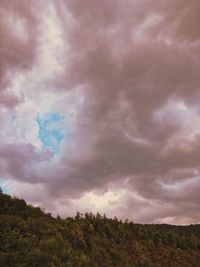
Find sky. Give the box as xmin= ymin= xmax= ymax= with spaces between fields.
xmin=0 ymin=0 xmax=200 ymax=225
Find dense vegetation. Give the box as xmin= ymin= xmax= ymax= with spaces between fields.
xmin=0 ymin=190 xmax=200 ymax=267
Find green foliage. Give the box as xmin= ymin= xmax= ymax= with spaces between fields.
xmin=0 ymin=192 xmax=200 ymax=266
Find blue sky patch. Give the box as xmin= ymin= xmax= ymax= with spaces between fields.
xmin=36 ymin=113 xmax=66 ymax=155
xmin=0 ymin=181 xmax=10 ymax=194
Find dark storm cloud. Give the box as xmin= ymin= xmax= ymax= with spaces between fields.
xmin=55 ymin=0 xmax=200 ymax=223
xmin=0 ymin=143 xmax=53 ymax=182
xmin=1 ymin=0 xmax=200 ymax=224
xmin=0 ymin=0 xmax=42 ymax=107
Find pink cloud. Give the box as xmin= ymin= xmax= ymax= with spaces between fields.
xmin=1 ymin=0 xmax=200 ymax=224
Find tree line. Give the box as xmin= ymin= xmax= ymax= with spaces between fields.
xmin=0 ymin=190 xmax=200 ymax=266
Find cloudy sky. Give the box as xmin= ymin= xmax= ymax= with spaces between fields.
xmin=1 ymin=0 xmax=200 ymax=224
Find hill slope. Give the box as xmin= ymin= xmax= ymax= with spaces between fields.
xmin=0 ymin=191 xmax=200 ymax=267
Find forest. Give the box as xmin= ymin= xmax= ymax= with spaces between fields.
xmin=0 ymin=189 xmax=200 ymax=267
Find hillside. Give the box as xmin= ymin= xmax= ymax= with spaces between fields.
xmin=0 ymin=191 xmax=200 ymax=267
